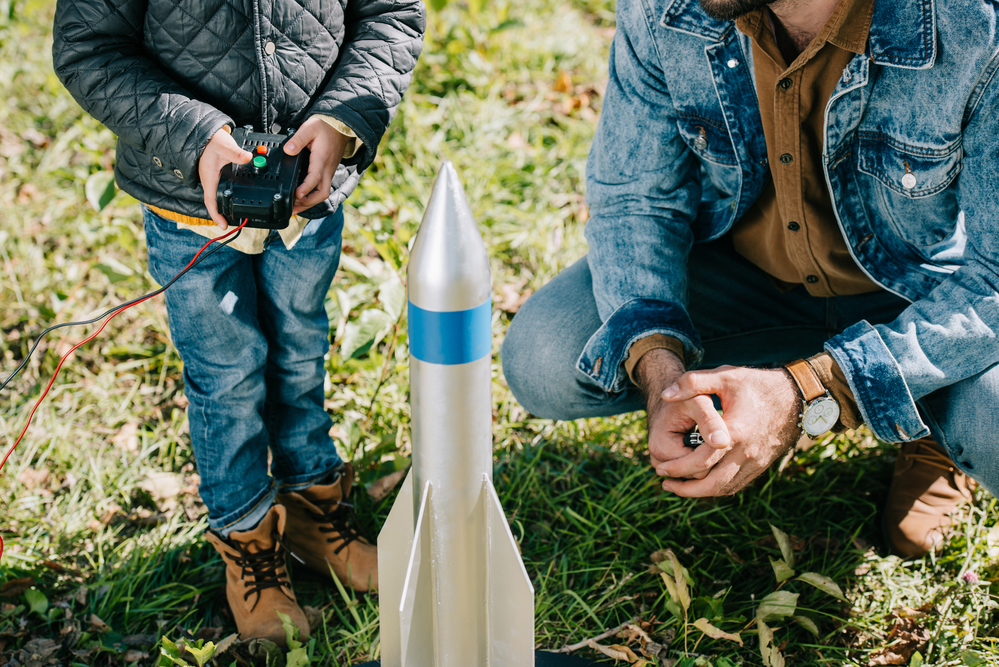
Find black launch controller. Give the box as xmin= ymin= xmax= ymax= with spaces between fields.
xmin=216 ymin=126 xmax=310 ymax=229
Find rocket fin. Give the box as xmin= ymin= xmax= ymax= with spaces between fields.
xmin=376 ymin=471 xmax=415 ymax=667
xmin=400 ymin=481 xmax=434 ymax=667
xmin=483 ymin=478 xmax=535 ymax=667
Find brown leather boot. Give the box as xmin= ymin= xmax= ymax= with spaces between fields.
xmin=205 ymin=505 xmax=310 ymax=645
xmin=884 ymin=437 xmax=975 ymax=558
xmin=277 ymin=464 xmax=378 ymax=592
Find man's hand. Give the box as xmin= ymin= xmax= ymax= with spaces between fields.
xmin=284 ymin=117 xmax=349 ymax=215
xmin=656 ymin=365 xmax=802 ymax=497
xmin=200 ymin=128 xmax=253 ymax=229
xmin=635 ymin=349 xmax=731 ymax=475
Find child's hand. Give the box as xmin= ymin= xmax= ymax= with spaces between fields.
xmin=284 ymin=117 xmax=350 ymax=214
xmin=200 ymin=128 xmax=253 ymax=229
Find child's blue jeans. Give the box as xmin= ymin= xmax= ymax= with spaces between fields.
xmin=143 ymin=205 xmax=345 ymax=537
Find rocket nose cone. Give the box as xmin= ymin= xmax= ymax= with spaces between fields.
xmin=408 ymin=162 xmax=491 ymax=312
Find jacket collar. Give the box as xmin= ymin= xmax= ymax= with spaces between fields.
xmin=660 ymin=0 xmax=936 ymax=69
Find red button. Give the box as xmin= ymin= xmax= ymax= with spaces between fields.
xmin=255 ymin=145 xmax=268 ymax=155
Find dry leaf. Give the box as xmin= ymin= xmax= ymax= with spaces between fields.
xmin=868 ymin=615 xmax=930 ymax=666
xmin=497 ymin=281 xmax=532 ymax=314
xmin=88 ymin=614 xmax=110 ymax=633
xmin=588 ymin=640 xmax=632 ymax=662
xmin=139 ymin=471 xmax=181 ymax=511
xmin=693 ymin=617 xmax=743 ymax=645
xmin=0 ymin=577 xmax=35 ymax=597
xmin=554 ymin=70 xmax=573 ymax=93
xmin=123 ymin=649 xmax=148 ymax=663
xmin=17 ymin=468 xmax=50 ymax=491
xmin=112 ymin=422 xmax=140 ymax=453
xmin=367 ymin=468 xmax=409 ymax=501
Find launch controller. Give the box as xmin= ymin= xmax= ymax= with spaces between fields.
xmin=216 ymin=126 xmax=309 ymax=230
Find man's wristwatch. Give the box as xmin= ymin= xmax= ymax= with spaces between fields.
xmin=783 ymin=359 xmax=840 ymax=437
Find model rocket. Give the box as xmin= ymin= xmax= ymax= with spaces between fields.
xmin=377 ymin=162 xmax=535 ymax=667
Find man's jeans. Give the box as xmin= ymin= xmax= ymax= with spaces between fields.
xmin=501 ymin=238 xmax=999 ymax=495
xmin=143 ymin=206 xmax=345 ymax=536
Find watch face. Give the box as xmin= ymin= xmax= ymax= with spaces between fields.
xmin=802 ymin=396 xmax=840 ymax=437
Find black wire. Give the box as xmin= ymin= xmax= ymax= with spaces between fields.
xmin=0 ymin=227 xmax=243 ymax=394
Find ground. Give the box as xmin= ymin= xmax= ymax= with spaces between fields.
xmin=1 ymin=0 xmax=998 ymax=665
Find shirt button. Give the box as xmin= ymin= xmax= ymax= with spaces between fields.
xmin=787 ymin=221 xmax=800 ymax=231
xmin=727 ymin=58 xmax=739 ymax=68
xmin=806 ymin=275 xmax=819 ymax=284
xmin=780 ymin=153 xmax=793 ymax=164
xmin=271 ymin=122 xmax=282 ymax=133
xmin=153 ymin=157 xmax=163 ymax=167
xmin=902 ymin=173 xmax=917 ymax=189
xmin=264 ymin=41 xmax=276 ymax=55
xmin=779 ymin=78 xmax=793 ymax=90
xmin=173 ymin=169 xmax=184 ymax=179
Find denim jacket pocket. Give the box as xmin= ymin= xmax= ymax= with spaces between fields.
xmin=675 ymin=112 xmax=738 ymax=166
xmin=857 ymin=133 xmax=962 ymax=199
xmin=858 ymin=133 xmax=963 ymax=249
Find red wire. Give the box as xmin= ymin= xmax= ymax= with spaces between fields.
xmin=0 ymin=220 xmax=248 ymax=560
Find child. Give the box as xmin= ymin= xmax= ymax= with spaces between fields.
xmin=52 ymin=0 xmax=425 ymax=643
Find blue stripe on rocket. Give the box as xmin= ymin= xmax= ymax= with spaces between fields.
xmin=408 ymin=300 xmax=492 ymax=365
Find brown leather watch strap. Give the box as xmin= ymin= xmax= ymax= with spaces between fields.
xmin=784 ymin=359 xmax=826 ymax=402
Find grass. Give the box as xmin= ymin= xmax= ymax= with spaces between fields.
xmin=1 ymin=0 xmax=999 ymax=665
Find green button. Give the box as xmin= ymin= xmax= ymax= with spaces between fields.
xmin=252 ymin=155 xmax=267 ymax=168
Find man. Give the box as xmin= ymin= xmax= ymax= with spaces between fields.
xmin=502 ymin=0 xmax=998 ymax=557
xmin=53 ymin=0 xmax=424 ymax=643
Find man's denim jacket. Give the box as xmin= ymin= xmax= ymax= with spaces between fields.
xmin=581 ymin=0 xmax=999 ymax=443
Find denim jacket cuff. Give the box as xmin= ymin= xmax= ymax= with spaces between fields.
xmin=824 ymin=321 xmax=930 ymax=443
xmin=576 ymin=298 xmax=703 ymax=393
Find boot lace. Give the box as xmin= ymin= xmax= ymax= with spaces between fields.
xmin=224 ymin=531 xmax=292 ymax=611
xmin=308 ymin=499 xmax=364 ymax=556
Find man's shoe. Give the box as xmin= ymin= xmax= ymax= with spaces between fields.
xmin=277 ymin=463 xmax=379 ymax=592
xmin=205 ymin=505 xmax=309 ymax=645
xmin=884 ymin=437 xmax=974 ymax=558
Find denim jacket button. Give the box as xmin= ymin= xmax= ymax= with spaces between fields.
xmin=694 ymin=136 xmax=708 ymax=149
xmin=902 ymin=173 xmax=917 ymax=189
xmin=727 ymin=58 xmax=739 ymax=68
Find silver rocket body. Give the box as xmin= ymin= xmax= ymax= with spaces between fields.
xmin=378 ymin=162 xmax=535 ymax=667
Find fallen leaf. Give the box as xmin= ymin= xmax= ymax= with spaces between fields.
xmin=16 ymin=468 xmax=49 ymax=491
xmin=194 ymin=627 xmax=222 ymax=641
xmin=214 ymin=633 xmax=239 ymax=657
xmin=123 ymin=649 xmax=148 ymax=663
xmin=497 ymin=282 xmax=532 ymax=314
xmin=367 ymin=468 xmax=409 ymax=501
xmin=16 ymin=183 xmax=37 ymax=205
xmin=112 ymin=422 xmax=140 ymax=453
xmin=588 ymin=640 xmax=632 ymax=662
xmin=21 ymin=128 xmax=50 ymax=148
xmin=693 ymin=618 xmax=743 ymax=645
xmin=868 ymin=616 xmax=929 ymax=666
xmin=0 ymin=578 xmax=34 ymax=598
xmin=139 ymin=471 xmax=181 ymax=511
xmin=554 ymin=70 xmax=573 ymax=93
xmin=88 ymin=613 xmax=110 ymax=633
